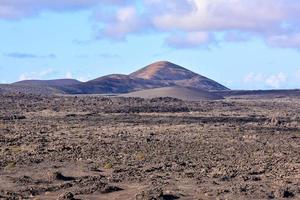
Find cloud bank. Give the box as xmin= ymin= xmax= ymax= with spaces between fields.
xmin=0 ymin=0 xmax=128 ymax=19
xmin=4 ymin=52 xmax=56 ymax=59
xmin=2 ymin=0 xmax=300 ymax=49
xmin=96 ymin=0 xmax=300 ymax=49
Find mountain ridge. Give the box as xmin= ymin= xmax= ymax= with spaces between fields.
xmin=9 ymin=61 xmax=229 ymax=95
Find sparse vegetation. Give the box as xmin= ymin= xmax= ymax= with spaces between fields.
xmin=136 ymin=152 xmax=146 ymax=161
xmin=103 ymin=162 xmax=113 ymax=170
xmin=4 ymin=161 xmax=16 ymax=171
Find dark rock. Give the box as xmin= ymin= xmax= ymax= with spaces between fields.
xmin=100 ymin=185 xmax=123 ymax=194
xmin=136 ymin=187 xmax=179 ymax=200
xmin=57 ymin=192 xmax=75 ymax=200
xmin=283 ymin=190 xmax=294 ymax=198
xmin=50 ymin=172 xmax=75 ymax=181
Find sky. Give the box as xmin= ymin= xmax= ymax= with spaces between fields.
xmin=1 ymin=0 xmax=300 ymax=90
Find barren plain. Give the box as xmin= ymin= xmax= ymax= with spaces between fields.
xmin=0 ymin=94 xmax=299 ymax=199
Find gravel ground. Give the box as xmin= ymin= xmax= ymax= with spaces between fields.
xmin=0 ymin=94 xmax=299 ymax=200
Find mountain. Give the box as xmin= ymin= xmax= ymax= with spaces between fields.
xmin=130 ymin=61 xmax=197 ymax=80
xmin=130 ymin=61 xmax=229 ymax=91
xmin=61 ymin=74 xmax=167 ymax=94
xmin=122 ymin=86 xmax=224 ymax=101
xmin=64 ymin=61 xmax=228 ymax=94
xmin=10 ymin=61 xmax=229 ymax=95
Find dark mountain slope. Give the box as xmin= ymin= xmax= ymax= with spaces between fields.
xmin=130 ymin=61 xmax=229 ymax=91
xmin=59 ymin=74 xmax=169 ymax=94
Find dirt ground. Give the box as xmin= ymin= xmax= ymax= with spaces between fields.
xmin=0 ymin=94 xmax=299 ymax=200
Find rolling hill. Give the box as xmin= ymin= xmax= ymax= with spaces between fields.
xmin=65 ymin=74 xmax=167 ymax=94
xmin=7 ymin=61 xmax=229 ymax=97
xmin=13 ymin=79 xmax=81 ymax=87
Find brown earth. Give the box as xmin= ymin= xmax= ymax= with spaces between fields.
xmin=121 ymin=86 xmax=224 ymax=101
xmin=129 ymin=61 xmax=229 ymax=91
xmin=0 ymin=94 xmax=299 ymax=200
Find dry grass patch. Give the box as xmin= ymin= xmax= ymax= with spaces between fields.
xmin=4 ymin=161 xmax=16 ymax=171
xmin=136 ymin=152 xmax=146 ymax=161
xmin=103 ymin=162 xmax=113 ymax=169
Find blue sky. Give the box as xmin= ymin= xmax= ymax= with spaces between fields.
xmin=1 ymin=0 xmax=300 ymax=90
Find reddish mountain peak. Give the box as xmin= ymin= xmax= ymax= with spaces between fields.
xmin=130 ymin=61 xmax=197 ymax=80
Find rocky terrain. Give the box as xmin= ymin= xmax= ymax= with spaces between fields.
xmin=0 ymin=93 xmax=299 ymax=199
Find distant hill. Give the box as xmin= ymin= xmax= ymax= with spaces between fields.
xmin=13 ymin=79 xmax=81 ymax=87
xmin=122 ymin=86 xmax=224 ymax=101
xmin=10 ymin=61 xmax=229 ymax=95
xmin=4 ymin=62 xmax=300 ymax=100
xmin=62 ymin=61 xmax=228 ymax=94
xmin=130 ymin=61 xmax=229 ymax=91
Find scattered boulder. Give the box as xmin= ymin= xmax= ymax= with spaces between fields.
xmin=136 ymin=187 xmax=163 ymax=200
xmin=276 ymin=187 xmax=296 ymax=199
xmin=0 ymin=114 xmax=26 ymax=121
xmin=49 ymin=172 xmax=75 ymax=181
xmin=136 ymin=187 xmax=179 ymax=200
xmin=57 ymin=192 xmax=75 ymax=200
xmin=100 ymin=185 xmax=123 ymax=194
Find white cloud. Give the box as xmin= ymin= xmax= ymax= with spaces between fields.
xmin=98 ymin=6 xmax=149 ymax=40
xmin=266 ymin=34 xmax=300 ymax=49
xmin=18 ymin=68 xmax=55 ymax=81
xmin=0 ymin=0 xmax=128 ymax=19
xmin=18 ymin=69 xmax=91 ymax=82
xmin=18 ymin=74 xmax=29 ymax=81
xmin=265 ymin=73 xmax=287 ymax=88
xmin=65 ymin=72 xmax=92 ymax=82
xmin=2 ymin=0 xmax=300 ymax=49
xmin=96 ymin=0 xmax=300 ymax=48
xmin=151 ymin=0 xmax=286 ymax=32
xmin=243 ymin=72 xmax=287 ymax=89
xmin=243 ymin=73 xmax=264 ymax=83
xmin=65 ymin=71 xmax=73 ymax=79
